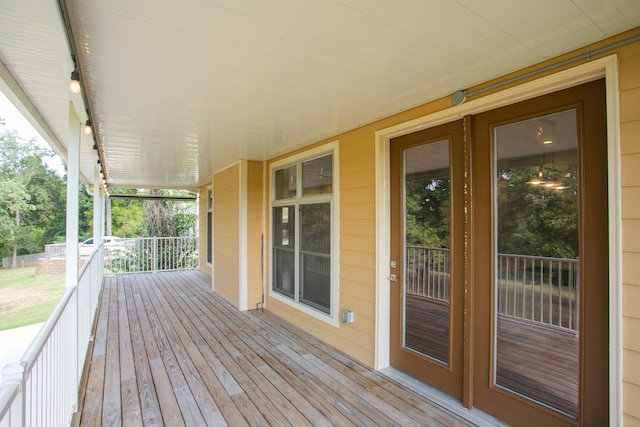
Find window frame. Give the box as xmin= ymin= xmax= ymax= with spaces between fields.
xmin=206 ymin=187 xmax=213 ymax=266
xmin=269 ymin=141 xmax=340 ymax=326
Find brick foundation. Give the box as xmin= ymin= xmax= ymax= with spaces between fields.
xmin=35 ymin=258 xmax=85 ymax=277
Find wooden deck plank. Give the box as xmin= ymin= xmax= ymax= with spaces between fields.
xmin=81 ymin=271 xmax=487 ymax=426
xmin=231 ymin=288 xmax=467 ymax=427
xmin=101 ymin=274 xmax=122 ymax=427
xmin=132 ymin=274 xmax=207 ymax=426
xmin=128 ymin=275 xmax=186 ymax=427
xmin=160 ymin=273 xmax=352 ymax=427
xmin=138 ymin=273 xmax=232 ymax=426
xmin=117 ymin=278 xmax=143 ymax=427
xmin=185 ymin=276 xmax=403 ymax=426
xmin=79 ymin=276 xmax=110 ymax=427
xmin=173 ymin=271 xmax=469 ymax=427
xmin=169 ymin=272 xmax=381 ymax=427
xmin=155 ymin=273 xmax=307 ymax=427
xmin=122 ymin=276 xmax=164 ymax=426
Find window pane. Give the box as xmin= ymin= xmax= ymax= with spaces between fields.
xmin=403 ymin=139 xmax=451 ymax=364
xmin=275 ymin=166 xmax=297 ymax=200
xmin=302 ymin=155 xmax=332 ymax=196
xmin=299 ymin=203 xmax=331 ymax=313
xmin=494 ymin=109 xmax=579 ymax=417
xmin=273 ymin=206 xmax=295 ymax=298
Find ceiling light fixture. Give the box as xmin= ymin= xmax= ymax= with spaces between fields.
xmin=84 ymin=120 xmax=92 ymax=135
xmin=69 ymin=70 xmax=80 ymax=94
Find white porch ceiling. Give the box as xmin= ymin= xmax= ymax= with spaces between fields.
xmin=1 ymin=0 xmax=639 ymax=190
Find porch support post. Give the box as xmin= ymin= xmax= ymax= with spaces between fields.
xmin=65 ymin=104 xmax=81 ymax=412
xmin=66 ymin=104 xmax=80 ymax=289
xmin=93 ymin=166 xmax=103 ymax=241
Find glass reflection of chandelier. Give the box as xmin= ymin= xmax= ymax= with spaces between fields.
xmin=526 ymin=119 xmax=568 ymax=190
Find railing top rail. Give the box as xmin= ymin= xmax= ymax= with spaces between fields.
xmin=497 ymin=253 xmax=579 ymax=263
xmin=117 ymin=236 xmax=197 ymax=241
xmin=405 ymin=246 xmax=450 ymax=252
xmin=19 ymin=286 xmax=76 ymax=373
xmin=79 ymin=242 xmax=104 ymax=279
xmin=406 ymin=246 xmax=578 ymax=264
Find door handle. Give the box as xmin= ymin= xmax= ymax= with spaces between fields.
xmin=389 ymin=273 xmax=398 ymax=282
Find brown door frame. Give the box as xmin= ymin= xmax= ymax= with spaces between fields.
xmin=389 ymin=120 xmax=465 ymax=399
xmin=388 ymin=80 xmax=608 ymax=426
xmin=470 ymin=80 xmax=608 ymax=426
xmin=376 ymin=56 xmax=619 ymax=425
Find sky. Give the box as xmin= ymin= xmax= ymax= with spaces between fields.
xmin=0 ymin=91 xmax=66 ymax=175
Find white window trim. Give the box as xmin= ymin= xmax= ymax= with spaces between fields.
xmin=269 ymin=140 xmax=340 ymax=327
xmin=374 ymin=55 xmax=621 ymax=425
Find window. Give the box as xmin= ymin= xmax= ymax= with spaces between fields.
xmin=271 ymin=149 xmax=336 ymax=318
xmin=206 ymin=187 xmax=213 ymax=265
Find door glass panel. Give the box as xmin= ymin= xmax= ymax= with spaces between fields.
xmin=494 ymin=109 xmax=579 ymax=417
xmin=403 ymin=140 xmax=450 ymax=364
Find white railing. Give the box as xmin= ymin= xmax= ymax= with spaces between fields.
xmin=105 ymin=236 xmax=198 ymax=275
xmin=0 ymin=244 xmax=104 ymax=427
xmin=497 ymin=253 xmax=579 ymax=331
xmin=405 ymin=247 xmax=579 ymax=331
xmin=44 ymin=243 xmax=66 ymax=258
xmin=405 ymin=246 xmax=450 ymax=303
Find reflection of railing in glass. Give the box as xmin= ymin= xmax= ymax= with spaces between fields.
xmin=497 ymin=253 xmax=578 ymax=331
xmin=405 ymin=246 xmax=578 ymax=331
xmin=405 ymin=246 xmax=450 ymax=303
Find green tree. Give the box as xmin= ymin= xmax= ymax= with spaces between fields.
xmin=0 ymin=122 xmax=65 ymax=261
xmin=497 ymin=162 xmax=578 ymax=259
xmin=144 ymin=189 xmax=196 ymax=237
xmin=405 ymin=176 xmax=450 ymax=248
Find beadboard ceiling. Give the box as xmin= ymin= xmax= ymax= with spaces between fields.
xmin=1 ymin=0 xmax=639 ymax=189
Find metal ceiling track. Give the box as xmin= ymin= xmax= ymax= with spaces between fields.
xmin=452 ymin=32 xmax=640 ymax=106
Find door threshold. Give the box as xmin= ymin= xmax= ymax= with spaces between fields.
xmin=380 ymin=367 xmax=508 ymax=427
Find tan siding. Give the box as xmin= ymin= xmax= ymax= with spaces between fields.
xmin=246 ymin=161 xmax=264 ymax=309
xmin=622 ymin=187 xmax=640 ymax=218
xmin=198 ymin=184 xmax=212 ymax=277
xmin=621 ymin=120 xmax=640 ymax=155
xmin=214 ymin=164 xmax=240 ymax=308
xmin=623 ymin=381 xmax=640 ymax=422
xmin=620 ymin=37 xmax=640 ymax=425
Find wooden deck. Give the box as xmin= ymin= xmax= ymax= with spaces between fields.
xmin=78 ymin=271 xmax=475 ymax=426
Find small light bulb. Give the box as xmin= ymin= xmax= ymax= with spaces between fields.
xmin=69 ymin=70 xmax=81 ymax=94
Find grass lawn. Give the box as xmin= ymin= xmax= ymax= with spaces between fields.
xmin=0 ymin=266 xmax=66 ymax=331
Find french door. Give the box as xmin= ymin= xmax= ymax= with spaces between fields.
xmin=389 ymin=80 xmax=608 ymax=426
xmin=390 ymin=120 xmax=465 ymax=398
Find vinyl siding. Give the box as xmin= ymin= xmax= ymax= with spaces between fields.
xmin=213 ymin=164 xmax=240 ymax=307
xmin=620 ymin=38 xmax=640 ymax=426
